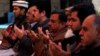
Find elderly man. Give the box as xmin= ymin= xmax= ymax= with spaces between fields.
xmin=78 ymin=14 xmax=100 ymax=56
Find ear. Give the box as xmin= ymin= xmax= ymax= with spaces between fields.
xmin=21 ymin=9 xmax=25 ymax=14
xmin=59 ymin=22 xmax=66 ymax=29
xmin=41 ymin=11 xmax=45 ymax=16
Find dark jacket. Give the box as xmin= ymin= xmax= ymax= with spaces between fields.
xmin=78 ymin=42 xmax=100 ymax=56
xmin=14 ymin=15 xmax=33 ymax=56
xmin=32 ymin=18 xmax=50 ymax=56
xmin=9 ymin=15 xmax=33 ymax=56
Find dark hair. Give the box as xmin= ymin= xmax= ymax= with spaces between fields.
xmin=19 ymin=6 xmax=28 ymax=13
xmin=71 ymin=3 xmax=96 ymax=24
xmin=51 ymin=10 xmax=67 ymax=22
xmin=13 ymin=6 xmax=28 ymax=14
xmin=29 ymin=0 xmax=51 ymax=17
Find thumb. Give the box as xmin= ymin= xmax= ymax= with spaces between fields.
xmin=66 ymin=44 xmax=71 ymax=54
xmin=45 ymin=30 xmax=50 ymax=38
xmin=21 ymin=25 xmax=24 ymax=31
xmin=14 ymin=25 xmax=17 ymax=31
xmin=38 ymin=27 xmax=43 ymax=34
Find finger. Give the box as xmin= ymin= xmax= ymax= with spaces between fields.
xmin=21 ymin=25 xmax=24 ymax=31
xmin=38 ymin=27 xmax=43 ymax=34
xmin=25 ymin=30 xmax=30 ymax=34
xmin=14 ymin=25 xmax=17 ymax=33
xmin=58 ymin=42 xmax=62 ymax=48
xmin=14 ymin=25 xmax=18 ymax=31
xmin=66 ymin=44 xmax=71 ymax=54
xmin=14 ymin=25 xmax=20 ymax=34
xmin=31 ymin=30 xmax=37 ymax=37
xmin=45 ymin=30 xmax=50 ymax=36
xmin=38 ymin=27 xmax=46 ymax=38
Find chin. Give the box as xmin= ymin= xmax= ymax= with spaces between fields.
xmin=81 ymin=41 xmax=86 ymax=47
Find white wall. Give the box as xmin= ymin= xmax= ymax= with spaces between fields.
xmin=92 ymin=0 xmax=100 ymax=11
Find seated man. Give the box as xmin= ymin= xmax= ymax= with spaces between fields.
xmin=78 ymin=14 xmax=100 ymax=56
xmin=0 ymin=0 xmax=33 ymax=56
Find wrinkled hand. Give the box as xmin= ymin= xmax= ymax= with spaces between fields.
xmin=49 ymin=42 xmax=71 ymax=56
xmin=14 ymin=25 xmax=25 ymax=39
xmin=26 ymin=30 xmax=38 ymax=42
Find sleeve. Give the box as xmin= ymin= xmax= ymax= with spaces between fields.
xmin=17 ymin=35 xmax=33 ymax=56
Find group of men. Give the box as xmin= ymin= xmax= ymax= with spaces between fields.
xmin=0 ymin=0 xmax=100 ymax=56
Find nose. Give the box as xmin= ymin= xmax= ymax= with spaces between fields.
xmin=79 ymin=29 xmax=83 ymax=37
xmin=67 ymin=20 xmax=72 ymax=27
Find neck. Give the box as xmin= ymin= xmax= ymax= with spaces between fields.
xmin=39 ymin=16 xmax=47 ymax=24
xmin=53 ymin=26 xmax=66 ymax=37
xmin=83 ymin=38 xmax=100 ymax=49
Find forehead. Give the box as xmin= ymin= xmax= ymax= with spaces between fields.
xmin=71 ymin=11 xmax=78 ymax=18
xmin=30 ymin=6 xmax=38 ymax=10
xmin=69 ymin=11 xmax=80 ymax=21
xmin=82 ymin=15 xmax=95 ymax=28
xmin=13 ymin=6 xmax=20 ymax=9
xmin=50 ymin=13 xmax=59 ymax=20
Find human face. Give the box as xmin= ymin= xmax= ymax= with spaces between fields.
xmin=13 ymin=6 xmax=22 ymax=17
xmin=26 ymin=7 xmax=35 ymax=23
xmin=79 ymin=15 xmax=97 ymax=46
xmin=67 ymin=11 xmax=81 ymax=31
xmin=49 ymin=13 xmax=61 ymax=32
xmin=28 ymin=6 xmax=41 ymax=22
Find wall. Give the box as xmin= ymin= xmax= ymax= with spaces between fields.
xmin=0 ymin=0 xmax=10 ymax=17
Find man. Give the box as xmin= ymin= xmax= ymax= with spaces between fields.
xmin=79 ymin=14 xmax=100 ymax=56
xmin=66 ymin=3 xmax=96 ymax=53
xmin=0 ymin=0 xmax=33 ymax=56
xmin=47 ymin=10 xmax=70 ymax=56
xmin=33 ymin=10 xmax=70 ymax=56
xmin=48 ymin=10 xmax=69 ymax=45
xmin=14 ymin=1 xmax=50 ymax=56
xmin=65 ymin=6 xmax=73 ymax=24
xmin=1 ymin=0 xmax=29 ymax=49
xmin=45 ymin=3 xmax=96 ymax=56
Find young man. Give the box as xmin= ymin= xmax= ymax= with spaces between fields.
xmin=42 ymin=3 xmax=96 ymax=56
xmin=0 ymin=0 xmax=33 ymax=56
xmin=28 ymin=10 xmax=69 ymax=56
xmin=66 ymin=3 xmax=96 ymax=53
xmin=1 ymin=0 xmax=29 ymax=49
xmin=13 ymin=1 xmax=50 ymax=56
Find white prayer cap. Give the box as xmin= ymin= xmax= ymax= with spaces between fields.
xmin=12 ymin=0 xmax=28 ymax=8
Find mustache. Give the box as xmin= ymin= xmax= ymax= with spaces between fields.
xmin=32 ymin=15 xmax=35 ymax=17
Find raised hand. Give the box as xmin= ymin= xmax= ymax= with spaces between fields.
xmin=14 ymin=25 xmax=25 ymax=39
xmin=49 ymin=42 xmax=71 ymax=56
xmin=26 ymin=30 xmax=38 ymax=42
xmin=38 ymin=27 xmax=50 ymax=44
xmin=9 ymin=31 xmax=17 ymax=40
xmin=1 ymin=30 xmax=9 ymax=37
